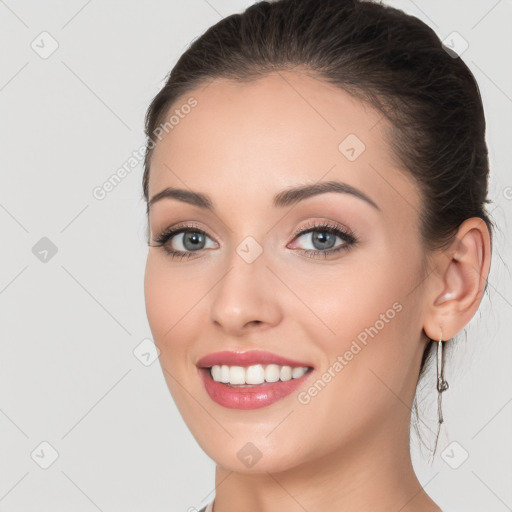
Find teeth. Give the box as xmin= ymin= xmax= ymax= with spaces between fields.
xmin=246 ymin=364 xmax=265 ymax=384
xmin=211 ymin=365 xmax=221 ymax=381
xmin=265 ymin=364 xmax=280 ymax=383
xmin=280 ymin=365 xmax=292 ymax=381
xmin=292 ymin=366 xmax=307 ymax=378
xmin=230 ymin=366 xmax=246 ymax=385
xmin=220 ymin=365 xmax=230 ymax=383
xmin=209 ymin=364 xmax=310 ymax=385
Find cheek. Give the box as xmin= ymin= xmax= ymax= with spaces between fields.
xmin=292 ymin=253 xmax=420 ymax=394
xmin=144 ymin=255 xmax=193 ymax=352
xmin=144 ymin=254 xmax=211 ymax=367
xmin=287 ymin=257 xmax=400 ymax=347
xmin=144 ymin=256 xmax=201 ymax=413
xmin=144 ymin=256 xmax=171 ymax=340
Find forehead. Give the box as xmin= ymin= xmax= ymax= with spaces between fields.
xmin=148 ymin=70 xmax=419 ymax=217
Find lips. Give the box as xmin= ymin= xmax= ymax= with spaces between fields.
xmin=196 ymin=350 xmax=315 ymax=409
xmin=196 ymin=350 xmax=314 ymax=369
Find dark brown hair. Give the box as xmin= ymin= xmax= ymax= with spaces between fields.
xmin=142 ymin=0 xmax=494 ymax=453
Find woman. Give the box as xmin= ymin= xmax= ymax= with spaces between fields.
xmin=141 ymin=0 xmax=493 ymax=510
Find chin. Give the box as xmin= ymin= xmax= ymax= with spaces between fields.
xmin=188 ymin=426 xmax=310 ymax=474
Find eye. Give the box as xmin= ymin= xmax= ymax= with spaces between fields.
xmin=150 ymin=220 xmax=357 ymax=260
xmin=150 ymin=223 xmax=217 ymax=260
xmin=289 ymin=221 xmax=357 ymax=259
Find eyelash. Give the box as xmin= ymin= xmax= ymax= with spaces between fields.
xmin=150 ymin=221 xmax=357 ymax=261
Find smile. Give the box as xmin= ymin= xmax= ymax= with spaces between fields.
xmin=210 ymin=363 xmax=310 ymax=385
xmin=196 ymin=349 xmax=315 ymax=409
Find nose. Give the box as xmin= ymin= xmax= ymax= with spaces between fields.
xmin=209 ymin=251 xmax=283 ymax=336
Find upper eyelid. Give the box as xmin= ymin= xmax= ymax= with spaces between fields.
xmin=292 ymin=220 xmax=354 ymax=237
xmin=153 ymin=221 xmax=353 ymax=247
xmin=152 ymin=222 xmax=213 ymax=240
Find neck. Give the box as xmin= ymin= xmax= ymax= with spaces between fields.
xmin=211 ymin=418 xmax=441 ymax=512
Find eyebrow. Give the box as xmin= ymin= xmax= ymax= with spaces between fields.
xmin=148 ymin=180 xmax=380 ymax=212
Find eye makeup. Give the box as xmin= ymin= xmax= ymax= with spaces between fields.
xmin=149 ymin=220 xmax=358 ymax=261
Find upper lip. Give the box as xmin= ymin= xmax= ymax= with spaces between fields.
xmin=196 ymin=350 xmax=313 ymax=369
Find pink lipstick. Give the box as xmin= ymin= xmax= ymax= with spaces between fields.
xmin=197 ymin=350 xmax=314 ymax=409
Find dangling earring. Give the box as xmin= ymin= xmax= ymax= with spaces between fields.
xmin=431 ymin=335 xmax=449 ymax=459
xmin=436 ymin=336 xmax=449 ymax=424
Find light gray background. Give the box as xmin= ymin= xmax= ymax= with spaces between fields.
xmin=1 ymin=1 xmax=511 ymax=511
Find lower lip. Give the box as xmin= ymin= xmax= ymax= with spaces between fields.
xmin=199 ymin=367 xmax=312 ymax=409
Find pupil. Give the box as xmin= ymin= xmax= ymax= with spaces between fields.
xmin=184 ymin=232 xmax=204 ymax=251
xmin=313 ymin=231 xmax=335 ymax=250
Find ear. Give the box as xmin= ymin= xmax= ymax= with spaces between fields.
xmin=422 ymin=217 xmax=492 ymax=341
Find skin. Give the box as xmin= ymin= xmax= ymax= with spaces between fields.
xmin=143 ymin=70 xmax=491 ymax=512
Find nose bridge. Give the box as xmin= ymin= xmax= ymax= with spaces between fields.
xmin=209 ymin=237 xmax=281 ymax=333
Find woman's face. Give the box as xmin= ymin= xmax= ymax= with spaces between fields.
xmin=144 ymin=71 xmax=431 ymax=473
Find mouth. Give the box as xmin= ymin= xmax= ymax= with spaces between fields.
xmin=202 ymin=363 xmax=314 ymax=387
xmin=196 ymin=350 xmax=315 ymax=409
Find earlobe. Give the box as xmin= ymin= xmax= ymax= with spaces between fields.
xmin=423 ymin=217 xmax=491 ymax=341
